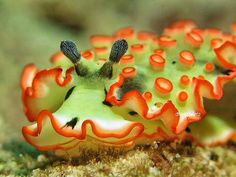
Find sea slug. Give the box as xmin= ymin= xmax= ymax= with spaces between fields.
xmin=21 ymin=20 xmax=236 ymax=156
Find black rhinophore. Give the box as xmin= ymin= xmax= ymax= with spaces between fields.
xmin=60 ymin=40 xmax=81 ymax=63
xmin=99 ymin=39 xmax=128 ymax=79
xmin=98 ymin=62 xmax=113 ymax=79
xmin=109 ymin=39 xmax=128 ymax=63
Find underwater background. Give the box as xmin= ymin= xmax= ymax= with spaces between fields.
xmin=0 ymin=0 xmax=236 ymax=176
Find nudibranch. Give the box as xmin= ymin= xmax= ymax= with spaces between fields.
xmin=21 ymin=20 xmax=236 ymax=156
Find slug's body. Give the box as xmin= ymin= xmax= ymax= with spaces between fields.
xmin=21 ymin=21 xmax=236 ymax=156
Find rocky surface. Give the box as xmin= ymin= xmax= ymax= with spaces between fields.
xmin=0 ymin=140 xmax=236 ymax=176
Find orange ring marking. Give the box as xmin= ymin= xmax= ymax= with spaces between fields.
xmin=231 ymin=23 xmax=236 ymax=33
xmin=206 ymin=28 xmax=222 ymax=37
xmin=143 ymin=92 xmax=152 ymax=101
xmin=153 ymin=49 xmax=165 ymax=58
xmin=154 ymin=77 xmax=173 ymax=94
xmin=211 ymin=38 xmax=223 ymax=49
xmin=149 ymin=54 xmax=165 ymax=69
xmin=120 ymin=54 xmax=134 ymax=64
xmin=205 ymin=62 xmax=215 ymax=72
xmin=90 ymin=35 xmax=113 ymax=46
xmin=137 ymin=32 xmax=156 ymax=41
xmin=50 ymin=51 xmax=64 ymax=64
xmin=186 ymin=31 xmax=203 ymax=47
xmin=115 ymin=27 xmax=135 ymax=39
xmin=97 ymin=58 xmax=107 ymax=65
xmin=179 ymin=50 xmax=196 ymax=66
xmin=158 ymin=35 xmax=177 ymax=47
xmin=82 ymin=50 xmax=94 ymax=60
xmin=122 ymin=67 xmax=137 ymax=78
xmin=191 ymin=28 xmax=205 ymax=36
xmin=180 ymin=75 xmax=190 ymax=86
xmin=95 ymin=47 xmax=108 ymax=55
xmin=178 ymin=91 xmax=188 ymax=102
xmin=198 ymin=75 xmax=205 ymax=80
xmin=131 ymin=44 xmax=145 ymax=53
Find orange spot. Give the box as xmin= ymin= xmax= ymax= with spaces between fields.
xmin=90 ymin=35 xmax=113 ymax=46
xmin=120 ymin=54 xmax=134 ymax=64
xmin=115 ymin=27 xmax=135 ymax=39
xmin=137 ymin=32 xmax=156 ymax=41
xmin=158 ymin=35 xmax=177 ymax=47
xmin=95 ymin=47 xmax=108 ymax=55
xmin=170 ymin=20 xmax=196 ymax=30
xmin=178 ymin=91 xmax=188 ymax=102
xmin=122 ymin=67 xmax=137 ymax=78
xmin=223 ymin=33 xmax=233 ymax=41
xmin=198 ymin=75 xmax=205 ymax=80
xmin=233 ymin=36 xmax=236 ymax=44
xmin=191 ymin=28 xmax=205 ymax=36
xmin=186 ymin=31 xmax=203 ymax=47
xmin=180 ymin=75 xmax=190 ymax=86
xmin=179 ymin=50 xmax=196 ymax=66
xmin=50 ymin=51 xmax=64 ymax=63
xmin=155 ymin=77 xmax=173 ymax=94
xmin=164 ymin=27 xmax=182 ymax=35
xmin=231 ymin=23 xmax=236 ymax=33
xmin=143 ymin=92 xmax=152 ymax=101
xmin=131 ymin=44 xmax=145 ymax=53
xmin=211 ymin=38 xmax=223 ymax=49
xmin=149 ymin=54 xmax=165 ymax=69
xmin=205 ymin=28 xmax=222 ymax=37
xmin=97 ymin=58 xmax=107 ymax=65
xmin=205 ymin=62 xmax=215 ymax=72
xmin=153 ymin=49 xmax=165 ymax=58
xmin=152 ymin=36 xmax=159 ymax=45
xmin=81 ymin=50 xmax=94 ymax=60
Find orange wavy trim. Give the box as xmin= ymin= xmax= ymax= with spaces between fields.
xmin=106 ymin=44 xmax=236 ymax=134
xmin=21 ymin=64 xmax=37 ymax=93
xmin=22 ymin=22 xmax=236 ymax=152
xmin=22 ymin=66 xmax=74 ymax=122
xmin=106 ymin=75 xmax=179 ymax=133
xmin=50 ymin=51 xmax=64 ymax=64
xmin=193 ymin=72 xmax=236 ymax=113
xmin=22 ymin=110 xmax=144 ymax=150
xmin=214 ymin=41 xmax=236 ymax=70
xmin=140 ymin=127 xmax=177 ymax=142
